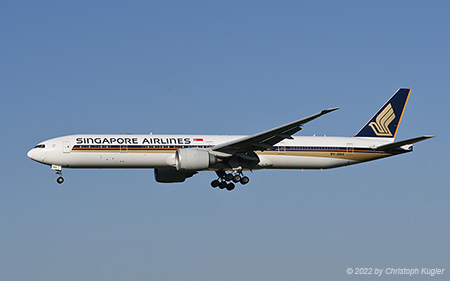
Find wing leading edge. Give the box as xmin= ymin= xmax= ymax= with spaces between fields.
xmin=211 ymin=107 xmax=340 ymax=155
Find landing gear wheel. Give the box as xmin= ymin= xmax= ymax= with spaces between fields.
xmin=226 ymin=183 xmax=235 ymax=191
xmin=224 ymin=173 xmax=233 ymax=182
xmin=56 ymin=176 xmax=64 ymax=184
xmin=232 ymin=175 xmax=241 ymax=183
xmin=240 ymin=176 xmax=249 ymax=185
xmin=211 ymin=179 xmax=220 ymax=188
xmin=219 ymin=181 xmax=227 ymax=189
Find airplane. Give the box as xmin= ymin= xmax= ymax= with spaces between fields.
xmin=27 ymin=88 xmax=433 ymax=191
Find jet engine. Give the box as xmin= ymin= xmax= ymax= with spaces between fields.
xmin=154 ymin=168 xmax=197 ymax=183
xmin=175 ymin=148 xmax=217 ymax=171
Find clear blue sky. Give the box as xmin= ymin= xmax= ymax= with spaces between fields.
xmin=1 ymin=1 xmax=449 ymax=280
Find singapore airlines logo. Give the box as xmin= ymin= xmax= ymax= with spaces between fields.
xmin=368 ymin=103 xmax=395 ymax=136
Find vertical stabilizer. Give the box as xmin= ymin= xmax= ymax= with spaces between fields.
xmin=354 ymin=89 xmax=410 ymax=138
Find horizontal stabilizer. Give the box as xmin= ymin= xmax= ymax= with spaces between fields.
xmin=375 ymin=135 xmax=434 ymax=151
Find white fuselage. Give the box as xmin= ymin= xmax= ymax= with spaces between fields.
xmin=27 ymin=134 xmax=406 ymax=171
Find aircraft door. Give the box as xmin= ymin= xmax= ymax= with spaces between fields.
xmin=277 ymin=142 xmax=286 ymax=154
xmin=346 ymin=143 xmax=354 ymax=155
xmin=63 ymin=141 xmax=71 ymax=153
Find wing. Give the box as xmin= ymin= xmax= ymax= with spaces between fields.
xmin=211 ymin=107 xmax=340 ymax=156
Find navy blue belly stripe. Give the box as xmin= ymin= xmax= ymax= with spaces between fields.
xmin=71 ymin=145 xmax=397 ymax=154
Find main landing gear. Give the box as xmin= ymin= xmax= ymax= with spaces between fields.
xmin=211 ymin=171 xmax=249 ymax=191
xmin=51 ymin=165 xmax=64 ymax=184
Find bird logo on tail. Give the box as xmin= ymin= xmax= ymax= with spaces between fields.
xmin=368 ymin=103 xmax=395 ymax=137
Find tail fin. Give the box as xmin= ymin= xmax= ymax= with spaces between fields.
xmin=354 ymin=88 xmax=410 ymax=138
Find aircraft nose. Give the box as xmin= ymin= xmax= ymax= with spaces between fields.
xmin=27 ymin=148 xmax=45 ymax=163
xmin=27 ymin=149 xmax=35 ymax=160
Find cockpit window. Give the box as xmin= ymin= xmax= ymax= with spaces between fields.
xmin=34 ymin=144 xmax=45 ymax=149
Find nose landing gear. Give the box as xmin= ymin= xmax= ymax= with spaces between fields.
xmin=56 ymin=176 xmax=64 ymax=184
xmin=51 ymin=165 xmax=64 ymax=184
xmin=211 ymin=170 xmax=249 ymax=191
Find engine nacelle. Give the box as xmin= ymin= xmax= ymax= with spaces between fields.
xmin=154 ymin=168 xmax=196 ymax=183
xmin=175 ymin=148 xmax=217 ymax=171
